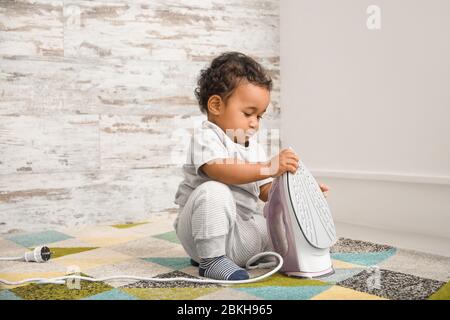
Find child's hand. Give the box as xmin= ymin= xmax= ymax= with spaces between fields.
xmin=264 ymin=148 xmax=300 ymax=178
xmin=319 ymin=183 xmax=330 ymax=198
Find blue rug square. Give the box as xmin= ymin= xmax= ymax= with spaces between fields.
xmin=236 ymin=285 xmax=332 ymax=300
xmin=331 ymin=248 xmax=397 ymax=267
xmin=6 ymin=230 xmax=73 ymax=248
xmin=0 ymin=290 xmax=23 ymax=300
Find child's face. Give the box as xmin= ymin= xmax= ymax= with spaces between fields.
xmin=209 ymin=81 xmax=270 ymax=146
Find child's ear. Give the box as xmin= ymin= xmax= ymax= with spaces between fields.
xmin=207 ymin=95 xmax=223 ymax=115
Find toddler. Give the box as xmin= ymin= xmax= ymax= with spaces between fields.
xmin=173 ymin=52 xmax=319 ymax=281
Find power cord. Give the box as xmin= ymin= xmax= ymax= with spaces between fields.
xmin=0 ymin=249 xmax=283 ymax=286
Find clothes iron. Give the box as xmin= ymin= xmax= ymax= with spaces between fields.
xmin=263 ymin=159 xmax=337 ymax=278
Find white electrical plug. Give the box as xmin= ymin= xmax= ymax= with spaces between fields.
xmin=24 ymin=246 xmax=52 ymax=262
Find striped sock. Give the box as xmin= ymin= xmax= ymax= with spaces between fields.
xmin=199 ymin=255 xmax=249 ymax=281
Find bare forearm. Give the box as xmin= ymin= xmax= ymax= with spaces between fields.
xmin=201 ymin=158 xmax=271 ymax=185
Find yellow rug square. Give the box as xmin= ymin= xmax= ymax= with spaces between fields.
xmin=59 ymin=225 xmax=147 ymax=247
xmin=311 ymin=285 xmax=387 ymax=300
xmin=332 ymin=258 xmax=365 ymax=269
xmin=54 ymin=247 xmax=132 ymax=271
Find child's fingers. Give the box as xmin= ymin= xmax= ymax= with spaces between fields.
xmin=284 ymin=148 xmax=299 ymax=161
xmin=287 ymin=159 xmax=299 ymax=173
xmin=320 ymin=183 xmax=329 ymax=197
xmin=288 ymin=164 xmax=297 ymax=173
xmin=288 ymin=151 xmax=300 ymax=162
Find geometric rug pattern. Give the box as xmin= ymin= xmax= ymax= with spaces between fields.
xmin=1 ymin=214 xmax=449 ymax=300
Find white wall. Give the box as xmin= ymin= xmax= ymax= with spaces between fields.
xmin=280 ymin=0 xmax=450 ymax=256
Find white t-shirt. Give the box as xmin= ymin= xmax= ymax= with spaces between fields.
xmin=174 ymin=120 xmax=273 ymax=220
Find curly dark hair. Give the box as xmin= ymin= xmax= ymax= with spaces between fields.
xmin=194 ymin=52 xmax=273 ymax=114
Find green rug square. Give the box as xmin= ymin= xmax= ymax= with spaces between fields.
xmin=10 ymin=273 xmax=113 ymax=300
xmin=122 ymin=287 xmax=219 ymax=300
xmin=141 ymin=257 xmax=191 ymax=270
xmin=153 ymin=231 xmax=180 ymax=244
xmin=428 ymin=281 xmax=450 ymax=300
xmin=232 ymin=273 xmax=330 ymax=288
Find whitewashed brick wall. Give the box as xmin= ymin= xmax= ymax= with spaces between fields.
xmin=0 ymin=0 xmax=280 ymax=234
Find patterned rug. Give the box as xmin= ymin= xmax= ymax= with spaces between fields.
xmin=1 ymin=213 xmax=449 ymax=300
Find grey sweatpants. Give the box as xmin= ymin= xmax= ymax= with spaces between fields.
xmin=173 ymin=181 xmax=274 ymax=268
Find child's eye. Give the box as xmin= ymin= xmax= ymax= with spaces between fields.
xmin=243 ymin=111 xmax=263 ymax=120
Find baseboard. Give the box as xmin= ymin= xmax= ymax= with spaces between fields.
xmin=311 ymin=169 xmax=450 ymax=186
xmin=335 ymin=220 xmax=450 ymax=258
